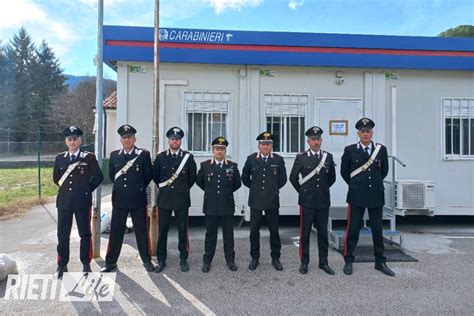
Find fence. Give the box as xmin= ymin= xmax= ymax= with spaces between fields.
xmin=0 ymin=128 xmax=95 ymax=219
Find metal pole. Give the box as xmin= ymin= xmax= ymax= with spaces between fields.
xmin=7 ymin=128 xmax=10 ymax=156
xmin=36 ymin=129 xmax=41 ymax=200
xmin=391 ymin=158 xmax=396 ymax=231
xmin=92 ymin=0 xmax=104 ymax=259
xmin=149 ymin=0 xmax=160 ymax=256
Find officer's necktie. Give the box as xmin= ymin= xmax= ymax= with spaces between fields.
xmin=364 ymin=146 xmax=370 ymax=158
xmin=218 ymin=162 xmax=223 ymax=168
xmin=70 ymin=154 xmax=76 ymax=163
xmin=172 ymin=153 xmax=177 ymax=159
xmin=263 ymin=157 xmax=267 ymax=163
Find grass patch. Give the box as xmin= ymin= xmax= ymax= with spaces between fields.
xmin=0 ymin=168 xmax=57 ymax=220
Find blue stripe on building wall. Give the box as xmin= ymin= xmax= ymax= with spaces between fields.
xmin=104 ymin=46 xmax=474 ymax=71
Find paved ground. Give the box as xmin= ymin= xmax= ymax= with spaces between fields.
xmin=1 ymin=191 xmax=473 ymax=315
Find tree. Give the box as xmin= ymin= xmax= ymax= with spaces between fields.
xmin=438 ymin=25 xmax=474 ymax=37
xmin=0 ymin=41 xmax=12 ymax=132
xmin=33 ymin=40 xmax=67 ymax=139
xmin=56 ymin=78 xmax=116 ymax=144
xmin=6 ymin=27 xmax=38 ymax=140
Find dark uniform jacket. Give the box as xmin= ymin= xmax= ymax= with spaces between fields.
xmin=53 ymin=150 xmax=103 ymax=210
xmin=109 ymin=146 xmax=153 ymax=209
xmin=196 ymin=159 xmax=242 ymax=216
xmin=242 ymin=152 xmax=287 ymax=210
xmin=152 ymin=149 xmax=197 ymax=210
xmin=289 ymin=149 xmax=336 ymax=209
xmin=340 ymin=142 xmax=389 ymax=208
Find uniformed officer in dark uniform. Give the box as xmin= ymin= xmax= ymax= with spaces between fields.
xmin=340 ymin=118 xmax=395 ymax=277
xmin=152 ymin=127 xmax=197 ymax=273
xmin=101 ymin=125 xmax=155 ymax=273
xmin=196 ymin=137 xmax=242 ymax=273
xmin=289 ymin=126 xmax=336 ymax=275
xmin=53 ymin=126 xmax=103 ymax=278
xmin=242 ymin=131 xmax=287 ymax=271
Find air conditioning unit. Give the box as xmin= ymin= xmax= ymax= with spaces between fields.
xmin=394 ymin=180 xmax=436 ymax=210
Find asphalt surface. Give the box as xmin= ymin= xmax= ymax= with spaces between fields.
xmin=1 ymin=190 xmax=473 ymax=315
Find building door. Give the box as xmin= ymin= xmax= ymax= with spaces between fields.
xmin=314 ymin=98 xmax=362 ymax=207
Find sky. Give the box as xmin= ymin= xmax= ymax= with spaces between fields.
xmin=0 ymin=0 xmax=472 ymax=79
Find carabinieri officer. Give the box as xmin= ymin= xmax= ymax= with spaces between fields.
xmin=196 ymin=137 xmax=242 ymax=273
xmin=242 ymin=131 xmax=287 ymax=271
xmin=289 ymin=126 xmax=336 ymax=275
xmin=101 ymin=124 xmax=155 ymax=273
xmin=53 ymin=126 xmax=103 ymax=278
xmin=152 ymin=127 xmax=197 ymax=273
xmin=340 ymin=118 xmax=395 ymax=277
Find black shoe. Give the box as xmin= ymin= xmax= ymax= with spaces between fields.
xmin=227 ymin=261 xmax=238 ymax=271
xmin=83 ymin=263 xmax=92 ymax=274
xmin=248 ymin=258 xmax=259 ymax=271
xmin=100 ymin=264 xmax=117 ymax=273
xmin=154 ymin=261 xmax=166 ymax=273
xmin=56 ymin=265 xmax=68 ymax=279
xmin=375 ymin=262 xmax=395 ymax=277
xmin=272 ymin=258 xmax=283 ymax=271
xmin=299 ymin=263 xmax=308 ymax=274
xmin=202 ymin=262 xmax=211 ymax=273
xmin=180 ymin=259 xmax=189 ymax=272
xmin=343 ymin=262 xmax=353 ymax=275
xmin=143 ymin=261 xmax=155 ymax=272
xmin=319 ymin=264 xmax=335 ymax=275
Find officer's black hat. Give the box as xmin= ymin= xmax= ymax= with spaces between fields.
xmin=256 ymin=131 xmax=274 ymax=143
xmin=355 ymin=117 xmax=375 ymax=131
xmin=117 ymin=124 xmax=137 ymax=136
xmin=166 ymin=127 xmax=184 ymax=139
xmin=305 ymin=126 xmax=323 ymax=139
xmin=63 ymin=126 xmax=83 ymax=138
xmin=211 ymin=136 xmax=228 ymax=148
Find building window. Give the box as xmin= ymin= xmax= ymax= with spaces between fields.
xmin=443 ymin=98 xmax=474 ymax=160
xmin=185 ymin=91 xmax=230 ymax=153
xmin=264 ymin=93 xmax=307 ymax=153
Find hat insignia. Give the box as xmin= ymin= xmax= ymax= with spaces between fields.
xmin=218 ymin=137 xmax=225 ymax=144
xmin=123 ymin=125 xmax=130 ymax=131
xmin=69 ymin=126 xmax=77 ymax=132
xmin=362 ymin=118 xmax=369 ymax=124
xmin=173 ymin=128 xmax=180 ymax=133
xmin=263 ymin=132 xmax=271 ymax=139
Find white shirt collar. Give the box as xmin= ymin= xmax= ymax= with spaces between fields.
xmin=123 ymin=147 xmax=135 ymax=155
xmin=69 ymin=149 xmax=80 ymax=157
xmin=310 ymin=149 xmax=321 ymax=156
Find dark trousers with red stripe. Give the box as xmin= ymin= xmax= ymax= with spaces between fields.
xmin=57 ymin=208 xmax=91 ymax=267
xmin=250 ymin=208 xmax=281 ymax=259
xmin=156 ymin=208 xmax=189 ymax=262
xmin=203 ymin=214 xmax=235 ymax=264
xmin=105 ymin=207 xmax=151 ymax=265
xmin=299 ymin=207 xmax=329 ymax=265
xmin=344 ymin=205 xmax=386 ymax=264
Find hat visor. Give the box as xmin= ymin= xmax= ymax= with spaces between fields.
xmin=120 ymin=132 xmax=135 ymax=137
xmin=65 ymin=135 xmax=80 ymax=140
xmin=308 ymin=135 xmax=321 ymax=139
xmin=259 ymin=140 xmax=273 ymax=144
xmin=212 ymin=144 xmax=227 ymax=149
xmin=168 ymin=135 xmax=182 ymax=140
xmin=358 ymin=127 xmax=373 ymax=132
